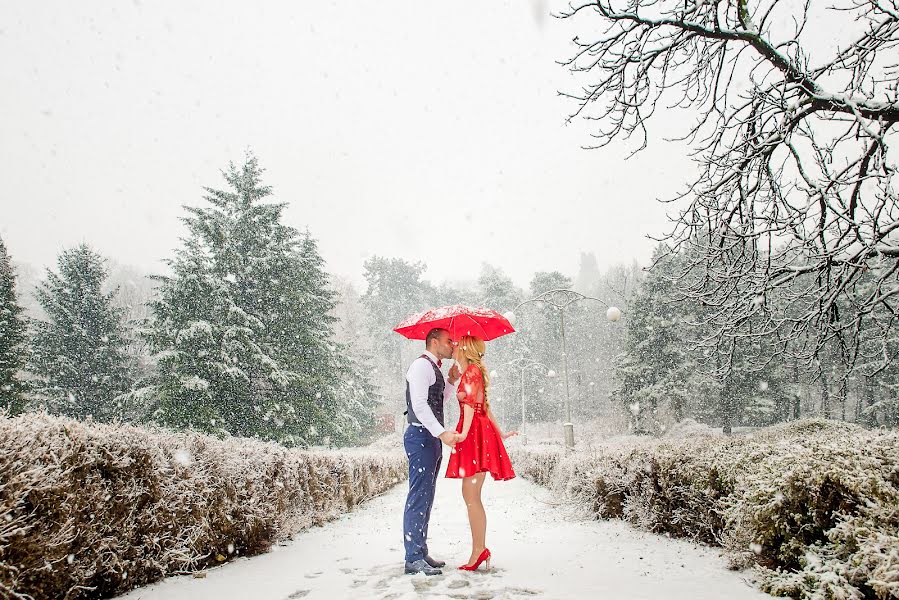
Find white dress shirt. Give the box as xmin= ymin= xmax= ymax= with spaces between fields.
xmin=406 ymin=350 xmax=458 ymax=438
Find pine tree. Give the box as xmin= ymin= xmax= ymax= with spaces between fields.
xmin=614 ymin=243 xmax=798 ymax=433
xmin=613 ymin=246 xmax=709 ymax=432
xmin=725 ymin=333 xmax=791 ymax=428
xmin=28 ymin=245 xmax=134 ymax=420
xmin=470 ymin=264 xmax=524 ymax=423
xmin=517 ymin=271 xmax=574 ymax=422
xmin=477 ymin=264 xmax=522 ymax=313
xmin=285 ymin=232 xmax=376 ymax=445
xmin=361 ymin=256 xmax=429 ymax=354
xmin=0 ymin=236 xmax=28 ymax=413
xmin=846 ymin=263 xmax=899 ymax=426
xmin=146 ymin=153 xmax=374 ymax=445
xmin=361 ymin=256 xmax=429 ymax=415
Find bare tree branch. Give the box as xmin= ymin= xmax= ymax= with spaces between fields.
xmin=561 ymin=0 xmax=899 ymax=380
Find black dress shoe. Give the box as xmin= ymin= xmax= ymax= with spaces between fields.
xmin=404 ymin=559 xmax=442 ymax=576
xmin=424 ymin=555 xmax=446 ymax=568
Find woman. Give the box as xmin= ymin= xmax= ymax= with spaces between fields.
xmin=445 ymin=335 xmax=517 ymax=571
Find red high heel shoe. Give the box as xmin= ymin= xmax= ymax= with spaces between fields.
xmin=458 ymin=548 xmax=491 ymax=571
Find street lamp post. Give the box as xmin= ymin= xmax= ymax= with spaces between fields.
xmin=503 ymin=357 xmax=550 ymax=440
xmin=505 ymin=289 xmax=621 ymax=449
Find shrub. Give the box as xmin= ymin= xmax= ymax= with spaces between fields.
xmin=0 ymin=411 xmax=406 ymax=599
xmin=511 ymin=420 xmax=899 ymax=599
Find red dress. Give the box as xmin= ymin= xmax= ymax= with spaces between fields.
xmin=445 ymin=364 xmax=516 ymax=481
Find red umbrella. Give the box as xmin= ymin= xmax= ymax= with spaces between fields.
xmin=393 ymin=304 xmax=516 ymax=341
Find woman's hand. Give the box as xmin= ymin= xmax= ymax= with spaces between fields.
xmin=447 ymin=364 xmax=461 ymax=385
xmin=438 ymin=431 xmax=458 ymax=448
xmin=502 ymin=430 xmax=519 ymax=440
xmin=457 ymin=432 xmax=468 ymax=443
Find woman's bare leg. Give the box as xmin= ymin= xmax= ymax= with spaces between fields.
xmin=461 ymin=472 xmax=487 ymax=565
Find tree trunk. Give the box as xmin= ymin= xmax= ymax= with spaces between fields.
xmin=863 ymin=375 xmax=875 ymax=426
xmin=721 ymin=377 xmax=733 ymax=435
xmin=856 ymin=381 xmax=864 ymax=423
xmin=840 ymin=382 xmax=847 ymax=421
xmin=821 ymin=367 xmax=831 ymax=419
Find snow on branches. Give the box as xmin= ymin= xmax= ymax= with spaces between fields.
xmin=560 ymin=0 xmax=899 ymax=388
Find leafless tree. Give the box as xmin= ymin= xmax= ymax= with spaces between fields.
xmin=560 ymin=0 xmax=899 ymax=387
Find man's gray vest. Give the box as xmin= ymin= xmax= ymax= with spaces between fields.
xmin=406 ymin=354 xmax=445 ymax=427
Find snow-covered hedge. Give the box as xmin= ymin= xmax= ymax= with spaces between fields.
xmin=511 ymin=420 xmax=899 ymax=599
xmin=0 ymin=412 xmax=406 ymax=599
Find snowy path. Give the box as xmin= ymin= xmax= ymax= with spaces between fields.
xmin=118 ymin=449 xmax=771 ymax=600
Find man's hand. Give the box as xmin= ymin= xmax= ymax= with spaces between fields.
xmin=447 ymin=363 xmax=461 ymax=385
xmin=439 ymin=431 xmax=458 ymax=447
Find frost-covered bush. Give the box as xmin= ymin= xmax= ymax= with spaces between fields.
xmin=512 ymin=419 xmax=899 ymax=599
xmin=0 ymin=411 xmax=406 ymax=599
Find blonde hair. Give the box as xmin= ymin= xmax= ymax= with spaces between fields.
xmin=457 ymin=335 xmax=490 ymax=410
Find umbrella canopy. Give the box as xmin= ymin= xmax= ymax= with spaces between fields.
xmin=393 ymin=304 xmax=516 ymax=341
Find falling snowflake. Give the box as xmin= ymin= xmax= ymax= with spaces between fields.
xmin=172 ymin=449 xmax=192 ymax=467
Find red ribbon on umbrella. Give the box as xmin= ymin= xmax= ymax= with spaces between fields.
xmin=393 ymin=304 xmax=516 ymax=341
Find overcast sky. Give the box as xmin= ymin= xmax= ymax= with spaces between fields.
xmin=1 ymin=0 xmax=696 ymax=290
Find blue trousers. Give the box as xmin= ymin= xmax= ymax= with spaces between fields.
xmin=402 ymin=424 xmax=442 ymax=562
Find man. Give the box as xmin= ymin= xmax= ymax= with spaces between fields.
xmin=402 ymin=327 xmax=461 ymax=576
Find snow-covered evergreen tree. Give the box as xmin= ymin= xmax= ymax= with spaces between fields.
xmin=145 ymin=154 xmax=374 ymax=445
xmin=0 ymin=236 xmax=28 ymax=413
xmin=361 ymin=256 xmax=430 ymax=414
xmin=28 ymin=245 xmax=134 ymax=420
xmin=849 ymin=264 xmax=899 ymax=426
xmin=614 ymin=247 xmax=691 ymax=432
xmin=288 ymin=232 xmax=377 ymax=445
xmin=615 ymin=244 xmax=796 ymax=433
xmin=722 ymin=334 xmax=792 ymax=429
xmin=470 ymin=264 xmax=524 ymax=421
xmin=477 ymin=264 xmax=522 ymax=314
xmin=516 ymin=271 xmax=574 ymax=422
xmin=361 ymin=256 xmax=429 ymax=358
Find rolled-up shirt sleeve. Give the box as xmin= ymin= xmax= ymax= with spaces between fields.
xmin=406 ymin=359 xmax=445 ymax=438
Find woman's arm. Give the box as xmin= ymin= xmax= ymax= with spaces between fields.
xmin=458 ymin=404 xmax=474 ymax=441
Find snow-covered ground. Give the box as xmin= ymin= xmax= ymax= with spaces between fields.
xmin=117 ymin=447 xmax=771 ymax=600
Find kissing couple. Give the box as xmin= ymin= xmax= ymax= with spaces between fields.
xmin=402 ymin=327 xmax=517 ymax=576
